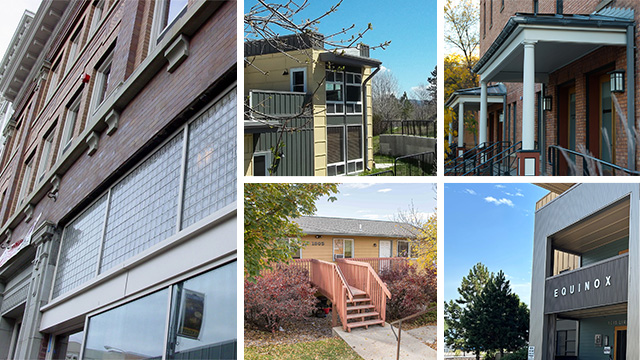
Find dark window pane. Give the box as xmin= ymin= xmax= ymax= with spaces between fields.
xmin=326 ymin=83 xmax=342 ymax=101
xmin=254 ymin=154 xmax=266 ymax=176
xmin=327 ymin=127 xmax=344 ymax=164
xmin=347 ymin=85 xmax=361 ymax=102
xmin=348 ymin=126 xmax=362 ymax=161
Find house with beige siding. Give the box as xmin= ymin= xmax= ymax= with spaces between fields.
xmin=244 ymin=33 xmax=381 ymax=176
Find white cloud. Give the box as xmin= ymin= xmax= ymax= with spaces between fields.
xmin=484 ymin=196 xmax=514 ymax=207
xmin=418 ymin=212 xmax=436 ymax=219
xmin=378 ymin=188 xmax=392 ymax=193
xmin=379 ymin=65 xmax=390 ymax=73
xmin=495 ymin=185 xmax=506 ymax=189
xmin=515 ymin=191 xmax=524 ymax=197
xmin=342 ymin=183 xmax=376 ymax=190
xmin=362 ymin=214 xmax=385 ymax=220
xmin=464 ymin=189 xmax=477 ymax=195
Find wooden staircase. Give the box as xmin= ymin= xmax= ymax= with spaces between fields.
xmin=345 ymin=289 xmax=384 ymax=331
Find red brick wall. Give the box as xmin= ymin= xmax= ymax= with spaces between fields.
xmin=3 ymin=1 xmax=236 ymax=243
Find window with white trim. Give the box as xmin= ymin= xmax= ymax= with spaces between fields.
xmin=152 ymin=0 xmax=189 ymax=45
xmin=253 ymin=151 xmax=270 ymax=176
xmin=17 ymin=154 xmax=34 ymax=206
xmin=290 ymin=68 xmax=306 ymax=93
xmin=59 ymin=96 xmax=81 ymax=156
xmin=65 ymin=26 xmax=82 ymax=74
xmin=46 ymin=60 xmax=60 ymax=101
xmin=36 ymin=128 xmax=55 ymax=183
xmin=89 ymin=0 xmax=105 ymax=34
xmin=91 ymin=50 xmax=113 ymax=112
xmin=325 ymin=69 xmax=344 ymax=115
xmin=333 ymin=238 xmax=354 ymax=261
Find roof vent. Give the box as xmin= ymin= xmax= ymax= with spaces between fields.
xmin=359 ymin=224 xmax=363 ymax=232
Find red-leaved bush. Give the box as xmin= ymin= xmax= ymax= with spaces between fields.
xmin=245 ymin=264 xmax=318 ymax=332
xmin=379 ymin=263 xmax=437 ymax=321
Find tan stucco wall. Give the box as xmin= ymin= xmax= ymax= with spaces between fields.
xmin=299 ymin=235 xmax=408 ymax=262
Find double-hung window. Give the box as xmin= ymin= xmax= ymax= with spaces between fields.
xmin=18 ymin=154 xmax=34 ymax=206
xmin=65 ymin=26 xmax=82 ymax=74
xmin=397 ymin=240 xmax=410 ymax=257
xmin=60 ymin=96 xmax=81 ymax=156
xmin=327 ymin=126 xmax=345 ymax=176
xmin=325 ymin=69 xmax=344 ymax=115
xmin=92 ymin=51 xmax=113 ymax=112
xmin=333 ymin=238 xmax=354 ymax=261
xmin=89 ymin=0 xmax=105 ymax=34
xmin=46 ymin=60 xmax=60 ymax=101
xmin=152 ymin=0 xmax=189 ymax=45
xmin=36 ymin=128 xmax=55 ymax=183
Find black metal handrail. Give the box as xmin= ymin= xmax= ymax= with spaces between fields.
xmin=547 ymin=145 xmax=640 ymax=176
xmin=365 ymin=169 xmax=395 ymax=176
xmin=463 ymin=141 xmax=522 ymax=176
xmin=380 ymin=120 xmax=436 ymax=137
xmin=445 ymin=142 xmax=488 ymax=168
xmin=394 ymin=151 xmax=436 ymax=176
xmin=390 ymin=305 xmax=437 ymax=360
xmin=445 ymin=141 xmax=511 ymax=175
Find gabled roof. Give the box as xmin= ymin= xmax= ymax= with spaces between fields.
xmin=293 ymin=216 xmax=419 ymax=238
xmin=445 ymin=83 xmax=506 ymax=108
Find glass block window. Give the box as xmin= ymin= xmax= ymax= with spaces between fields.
xmin=100 ymin=133 xmax=183 ymax=273
xmin=181 ymin=89 xmax=236 ymax=229
xmin=52 ymin=195 xmax=107 ymax=298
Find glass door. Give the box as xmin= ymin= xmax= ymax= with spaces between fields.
xmin=600 ymin=75 xmax=615 ymax=175
xmin=614 ymin=325 xmax=627 ymax=360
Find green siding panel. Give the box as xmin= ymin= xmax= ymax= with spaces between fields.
xmin=254 ymin=117 xmax=314 ymax=176
xmin=577 ymin=315 xmax=626 ymax=360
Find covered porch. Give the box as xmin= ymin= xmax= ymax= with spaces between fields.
xmin=473 ymin=8 xmax=635 ymax=175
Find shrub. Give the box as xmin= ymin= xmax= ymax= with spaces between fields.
xmin=500 ymin=348 xmax=528 ymax=360
xmin=379 ymin=262 xmax=436 ymax=321
xmin=245 ymin=264 xmax=318 ymax=332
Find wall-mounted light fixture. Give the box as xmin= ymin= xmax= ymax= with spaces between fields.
xmin=373 ymin=243 xmax=377 ymax=247
xmin=282 ymin=69 xmax=289 ymax=76
xmin=315 ymin=235 xmax=322 ymax=239
xmin=609 ymin=69 xmax=625 ymax=93
xmin=543 ymin=96 xmax=552 ymax=111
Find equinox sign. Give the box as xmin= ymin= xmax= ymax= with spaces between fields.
xmin=554 ymin=276 xmax=612 ymax=297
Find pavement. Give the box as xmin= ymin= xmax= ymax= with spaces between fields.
xmin=333 ymin=324 xmax=437 ymax=360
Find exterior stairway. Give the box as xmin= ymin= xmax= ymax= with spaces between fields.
xmin=345 ymin=287 xmax=385 ymax=331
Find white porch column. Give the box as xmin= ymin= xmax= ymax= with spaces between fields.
xmin=479 ymin=81 xmax=487 ymax=146
xmin=522 ymin=40 xmax=537 ymax=151
xmin=458 ymin=102 xmax=464 ymax=149
xmin=448 ymin=119 xmax=453 ymax=144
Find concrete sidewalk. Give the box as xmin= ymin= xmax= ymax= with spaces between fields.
xmin=333 ymin=324 xmax=437 ymax=360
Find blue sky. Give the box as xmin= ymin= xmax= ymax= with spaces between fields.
xmin=444 ymin=183 xmax=549 ymax=305
xmin=314 ymin=183 xmax=436 ymax=221
xmin=244 ymin=0 xmax=438 ymax=96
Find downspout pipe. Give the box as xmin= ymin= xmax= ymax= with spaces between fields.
xmin=362 ymin=66 xmax=381 ymax=171
xmin=627 ymin=24 xmax=636 ymax=171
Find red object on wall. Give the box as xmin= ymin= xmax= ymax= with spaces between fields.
xmin=81 ymin=73 xmax=90 ymax=83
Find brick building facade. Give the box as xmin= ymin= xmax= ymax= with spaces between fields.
xmin=449 ymin=0 xmax=640 ymax=176
xmin=0 ymin=1 xmax=237 ymax=359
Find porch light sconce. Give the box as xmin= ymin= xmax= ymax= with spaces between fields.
xmin=315 ymin=235 xmax=322 ymax=239
xmin=543 ymin=96 xmax=552 ymax=111
xmin=609 ymin=70 xmax=625 ymax=93
xmin=282 ymin=69 xmax=289 ymax=76
xmin=373 ymin=243 xmax=377 ymax=247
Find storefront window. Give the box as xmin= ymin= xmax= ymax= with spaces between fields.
xmin=83 ymin=289 xmax=169 ymax=359
xmin=53 ymin=330 xmax=83 ymax=360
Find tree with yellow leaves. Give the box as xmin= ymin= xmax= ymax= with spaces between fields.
xmin=445 ymin=53 xmax=479 ymax=152
xmin=393 ymin=196 xmax=437 ymax=270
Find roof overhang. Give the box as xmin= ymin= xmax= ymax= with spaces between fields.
xmin=319 ymin=51 xmax=382 ymax=68
xmin=244 ymin=119 xmax=280 ymax=133
xmin=474 ymin=14 xmax=633 ymax=83
xmin=445 ymin=83 xmax=506 ymax=110
xmin=0 ymin=1 xmax=69 ymax=102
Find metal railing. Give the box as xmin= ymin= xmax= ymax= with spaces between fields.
xmin=445 ymin=141 xmax=511 ymax=175
xmin=365 ymin=169 xmax=395 ymax=176
xmin=390 ymin=305 xmax=437 ymax=360
xmin=462 ymin=141 xmax=522 ymax=176
xmin=547 ymin=145 xmax=640 ymax=176
xmin=394 ymin=151 xmax=436 ymax=176
xmin=380 ymin=120 xmax=436 ymax=138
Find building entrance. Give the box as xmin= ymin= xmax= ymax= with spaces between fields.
xmin=615 ymin=326 xmax=627 ymax=360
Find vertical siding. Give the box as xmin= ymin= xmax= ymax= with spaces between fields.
xmin=578 ymin=315 xmax=626 ymax=360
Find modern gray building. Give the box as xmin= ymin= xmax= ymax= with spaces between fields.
xmin=531 ymin=183 xmax=636 ymax=360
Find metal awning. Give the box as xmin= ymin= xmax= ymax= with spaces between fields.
xmin=445 ymin=83 xmax=506 ymax=111
xmin=318 ymin=52 xmax=382 ymax=68
xmin=474 ymin=10 xmax=634 ymax=83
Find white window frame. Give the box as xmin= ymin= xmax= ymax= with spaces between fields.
xmin=18 ymin=155 xmax=34 ymax=206
xmin=89 ymin=0 xmax=106 ymax=34
xmin=333 ymin=238 xmax=354 ymax=261
xmin=252 ymin=151 xmax=271 ymax=176
xmin=345 ymin=71 xmax=363 ymax=115
xmin=325 ymin=69 xmax=344 ymax=115
xmin=60 ymin=96 xmax=81 ymax=157
xmin=36 ymin=129 xmax=55 ymax=183
xmin=91 ymin=51 xmax=114 ymax=113
xmin=326 ymin=125 xmax=346 ymax=176
xmin=65 ymin=27 xmax=82 ymax=74
xmin=290 ymin=67 xmax=307 ymax=93
xmin=46 ymin=60 xmax=60 ymax=101
xmin=150 ymin=0 xmax=188 ymax=48
xmin=397 ymin=240 xmax=411 ymax=258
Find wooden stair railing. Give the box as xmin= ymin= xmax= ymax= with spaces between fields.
xmin=336 ymin=259 xmax=392 ymax=331
xmin=309 ymin=259 xmax=354 ymax=331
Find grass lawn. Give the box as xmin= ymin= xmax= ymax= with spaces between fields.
xmin=245 ymin=337 xmax=363 ymax=360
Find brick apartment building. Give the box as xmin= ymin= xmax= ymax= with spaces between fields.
xmin=0 ymin=1 xmax=237 ymax=359
xmin=447 ymin=0 xmax=639 ymax=176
